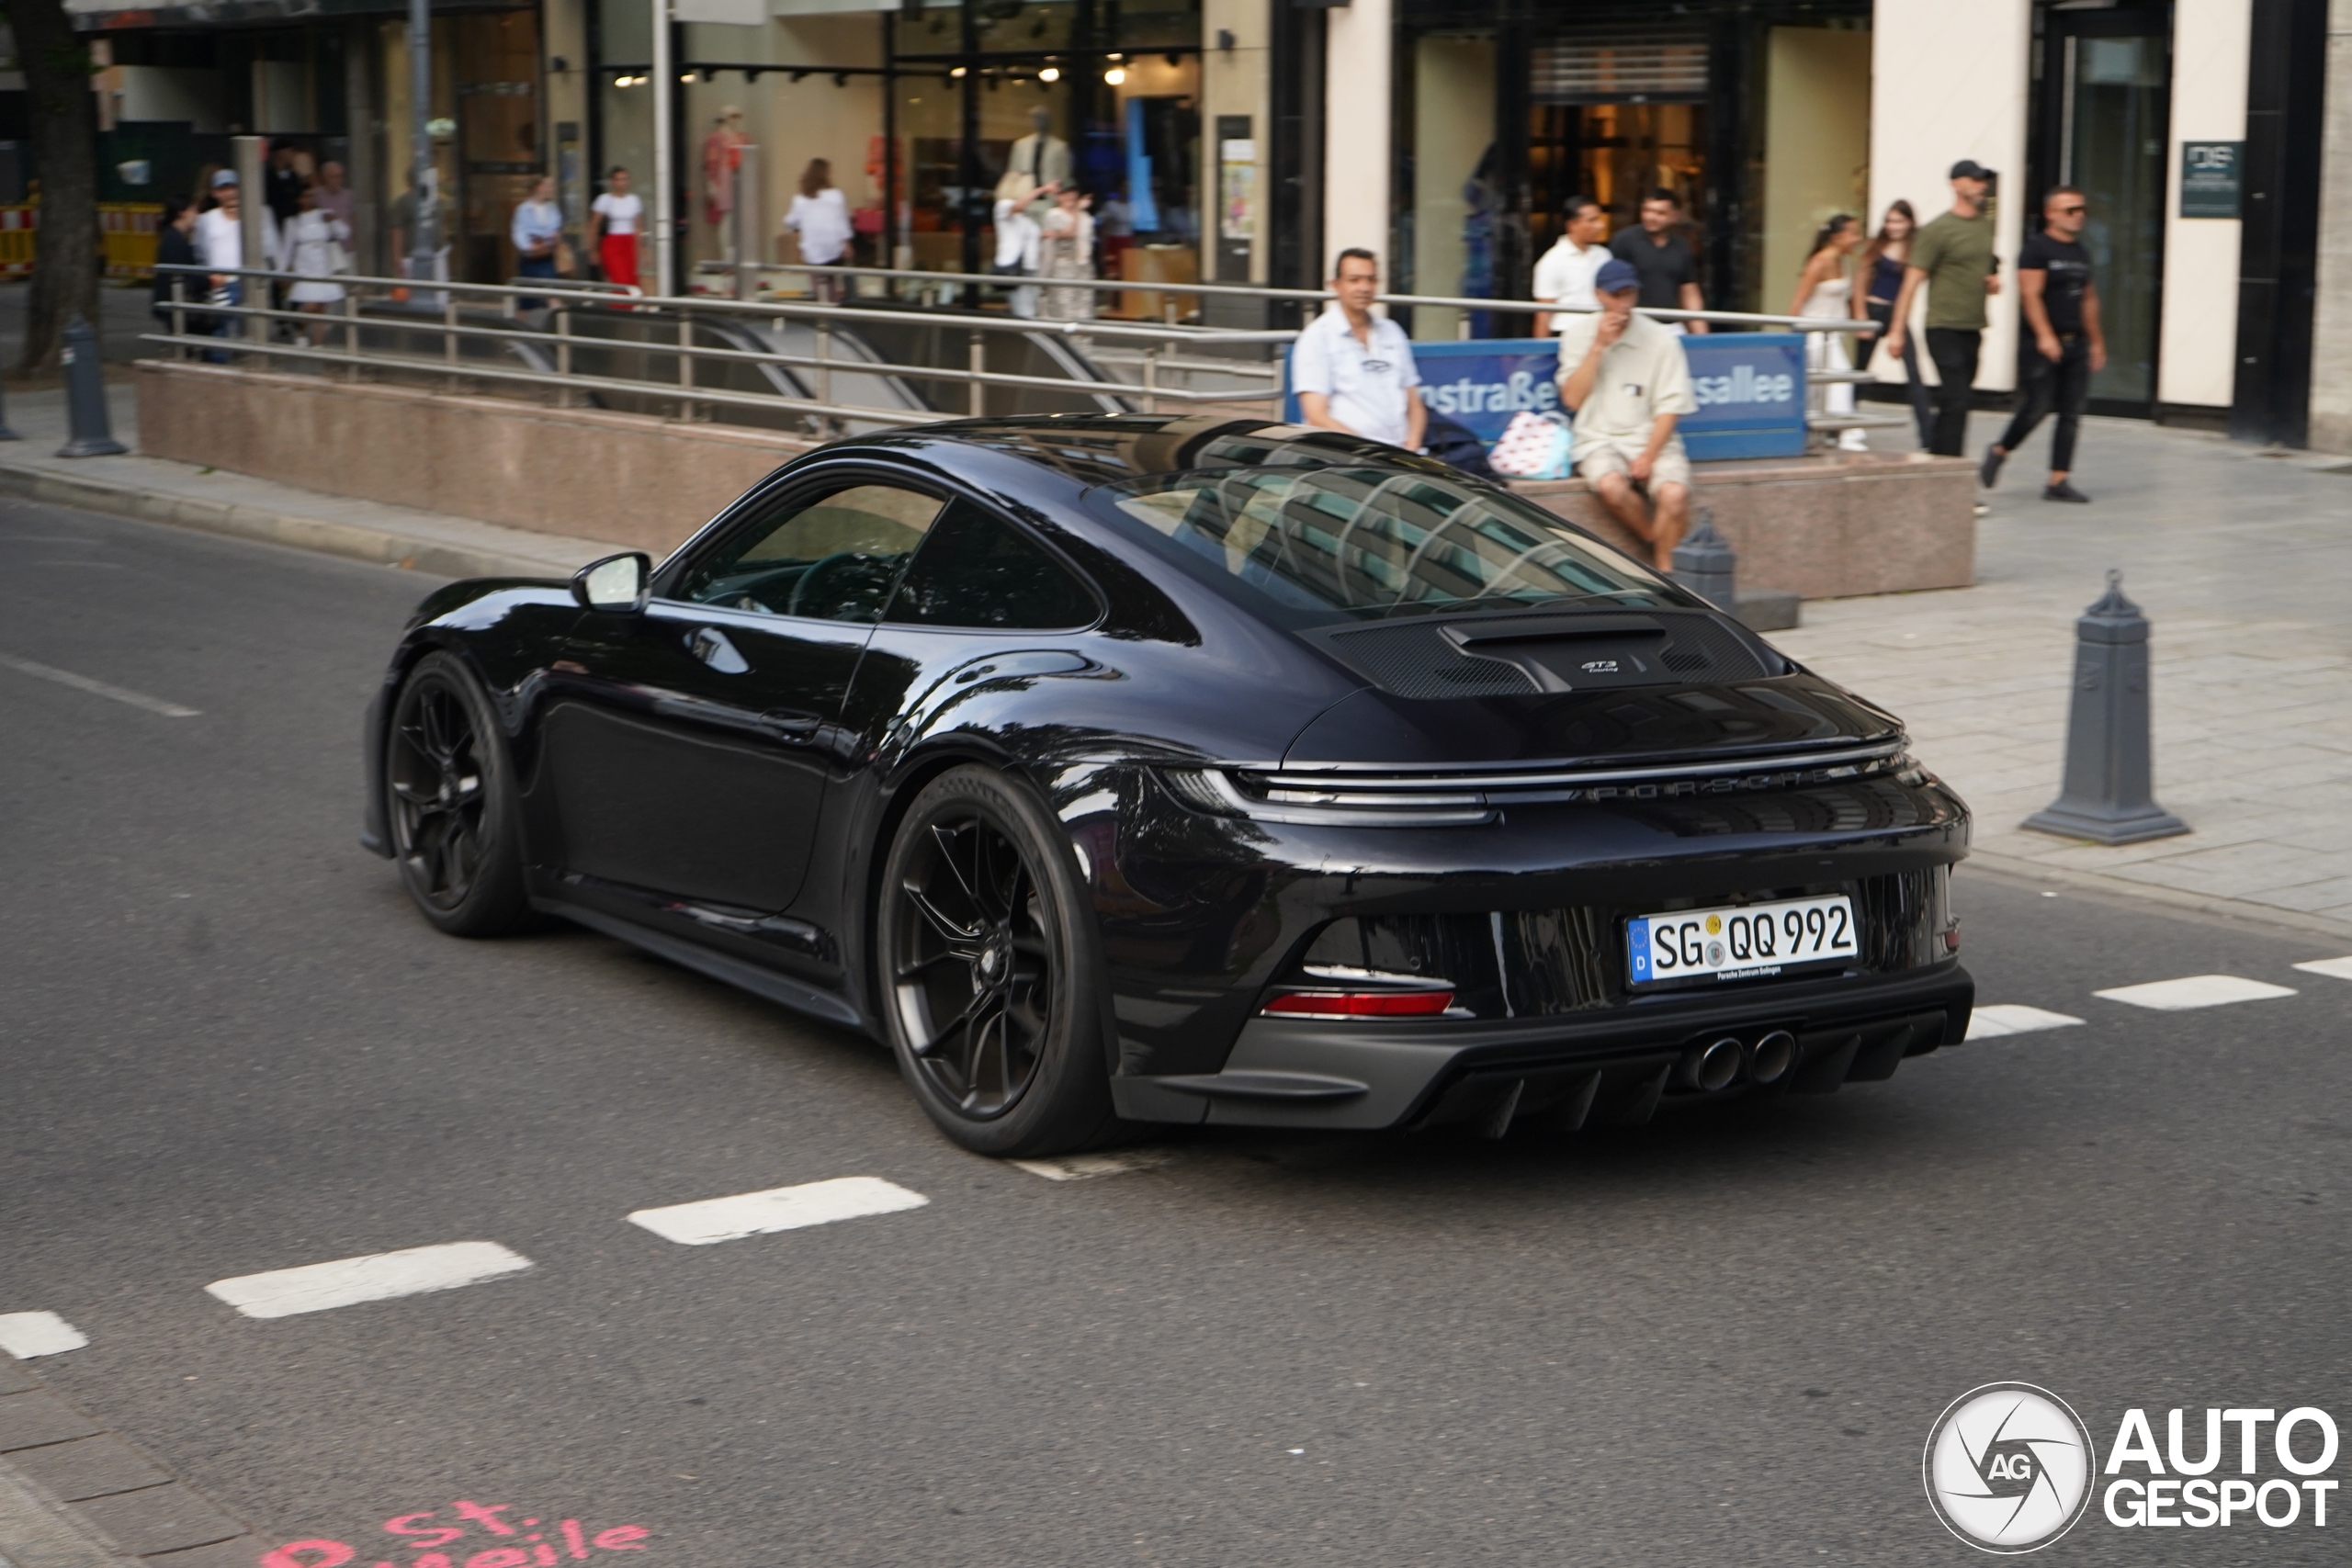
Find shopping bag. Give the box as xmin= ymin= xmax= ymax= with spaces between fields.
xmin=1487 ymin=410 xmax=1573 ymax=479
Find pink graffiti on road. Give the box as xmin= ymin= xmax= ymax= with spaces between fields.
xmin=259 ymin=1499 xmax=651 ymax=1568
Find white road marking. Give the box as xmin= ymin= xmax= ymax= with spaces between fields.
xmin=1964 ymin=1005 xmax=2086 ymax=1041
xmin=0 ymin=651 xmax=199 ymax=717
xmin=2290 ymin=956 xmax=2352 ymax=983
xmin=2093 ymin=975 xmax=2299 ymax=1011
xmin=204 ymin=1241 xmax=533 ymax=1319
xmin=627 ymin=1176 xmax=928 ymax=1246
xmin=1012 ymin=1149 xmax=1176 ymax=1182
xmin=0 ymin=1312 xmax=88 ymax=1358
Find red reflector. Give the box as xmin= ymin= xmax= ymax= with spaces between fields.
xmin=1262 ymin=989 xmax=1455 ymax=1018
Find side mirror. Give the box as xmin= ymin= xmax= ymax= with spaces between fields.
xmin=571 ymin=552 xmax=650 ymax=613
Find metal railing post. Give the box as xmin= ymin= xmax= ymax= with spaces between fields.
xmin=443 ymin=288 xmax=459 ymax=392
xmin=967 ymin=332 xmax=986 ymax=416
xmin=815 ymin=320 xmax=831 ymax=408
xmin=555 ymin=302 xmax=573 ymax=407
xmin=1141 ymin=348 xmax=1159 ymax=415
xmin=732 ymin=144 xmax=762 ymax=302
xmin=679 ymin=309 xmax=696 ymax=421
xmin=344 ymin=291 xmax=360 ymax=381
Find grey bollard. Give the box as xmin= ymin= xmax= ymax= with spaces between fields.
xmin=1670 ymin=508 xmax=1736 ymax=610
xmin=57 ymin=314 xmax=128 ymax=457
xmin=2022 ymin=570 xmax=2188 ymax=844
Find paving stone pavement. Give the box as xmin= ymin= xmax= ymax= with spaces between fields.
xmin=1773 ymin=411 xmax=2352 ymax=936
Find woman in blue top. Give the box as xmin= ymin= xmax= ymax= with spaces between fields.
xmin=1857 ymin=200 xmax=1932 ymax=447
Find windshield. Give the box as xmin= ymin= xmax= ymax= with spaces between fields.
xmin=1098 ymin=465 xmax=1686 ymax=626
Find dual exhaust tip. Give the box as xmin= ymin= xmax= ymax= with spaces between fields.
xmin=1679 ymin=1029 xmax=1797 ymax=1092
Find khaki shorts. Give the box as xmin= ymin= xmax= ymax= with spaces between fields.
xmin=1577 ymin=438 xmax=1692 ymax=491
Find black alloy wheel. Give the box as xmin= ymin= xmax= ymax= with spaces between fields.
xmin=880 ymin=766 xmax=1121 ymax=1156
xmin=386 ymin=652 xmax=533 ymax=936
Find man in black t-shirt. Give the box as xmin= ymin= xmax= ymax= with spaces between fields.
xmin=1607 ymin=188 xmax=1710 ymax=333
xmin=1981 ymin=186 xmax=2106 ymax=502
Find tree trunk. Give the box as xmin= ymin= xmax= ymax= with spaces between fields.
xmin=12 ymin=0 xmax=102 ymax=376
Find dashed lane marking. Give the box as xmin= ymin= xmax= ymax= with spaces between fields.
xmin=1964 ymin=1005 xmax=2086 ymax=1040
xmin=2092 ymin=975 xmax=2299 ymax=1011
xmin=2290 ymin=956 xmax=2352 ymax=983
xmin=1011 ymin=1149 xmax=1177 ymax=1181
xmin=204 ymin=1241 xmax=533 ymax=1319
xmin=0 ymin=1311 xmax=88 ymax=1357
xmin=0 ymin=651 xmax=199 ymax=718
xmin=626 ymin=1176 xmax=928 ymax=1246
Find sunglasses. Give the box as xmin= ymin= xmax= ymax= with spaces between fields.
xmin=2054 ymin=204 xmax=2086 ymax=214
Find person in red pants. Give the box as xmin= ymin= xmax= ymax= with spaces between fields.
xmin=591 ymin=167 xmax=643 ymax=292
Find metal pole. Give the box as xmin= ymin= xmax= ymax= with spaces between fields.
xmin=1141 ymin=347 xmax=1158 ymax=414
xmin=651 ymin=0 xmax=673 ymax=299
xmin=407 ymin=0 xmax=435 ymax=286
xmin=233 ymin=135 xmax=266 ymax=347
xmin=555 ymin=302 xmax=572 ymax=406
xmin=679 ymin=309 xmax=695 ymax=420
xmin=732 ymin=144 xmax=760 ymax=301
xmin=968 ymin=332 xmax=985 ymax=416
xmin=815 ymin=320 xmax=831 ymax=407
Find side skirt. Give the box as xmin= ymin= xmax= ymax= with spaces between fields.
xmin=536 ymin=897 xmax=871 ymax=1032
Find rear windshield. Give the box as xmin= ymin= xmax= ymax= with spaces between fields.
xmin=1096 ymin=465 xmax=1686 ymax=626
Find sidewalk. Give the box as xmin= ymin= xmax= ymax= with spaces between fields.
xmin=1774 ymin=412 xmax=2352 ymax=940
xmin=0 ymin=382 xmax=613 ymax=580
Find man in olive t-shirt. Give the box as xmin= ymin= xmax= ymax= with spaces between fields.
xmin=1884 ymin=161 xmax=2004 ymax=457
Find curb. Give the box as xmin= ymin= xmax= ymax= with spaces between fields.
xmin=0 ymin=460 xmax=566 ymax=581
xmin=0 ymin=1353 xmax=262 ymax=1568
xmin=1963 ymin=850 xmax=2352 ymax=947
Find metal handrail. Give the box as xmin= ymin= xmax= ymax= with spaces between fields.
xmin=693 ymin=258 xmax=1878 ymax=333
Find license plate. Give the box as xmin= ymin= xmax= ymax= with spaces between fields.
xmin=1626 ymin=895 xmax=1858 ymax=987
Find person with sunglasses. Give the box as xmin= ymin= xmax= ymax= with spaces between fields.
xmin=1981 ymin=186 xmax=2104 ymax=502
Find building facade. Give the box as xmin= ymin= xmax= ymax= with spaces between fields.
xmin=40 ymin=0 xmax=2342 ymax=447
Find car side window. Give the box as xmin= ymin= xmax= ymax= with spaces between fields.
xmin=883 ymin=499 xmax=1100 ymax=630
xmin=673 ymin=482 xmax=944 ymax=623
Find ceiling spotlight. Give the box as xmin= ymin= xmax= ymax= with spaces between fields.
xmin=950 ymin=65 xmax=967 ymax=78
xmin=1106 ymin=52 xmax=1124 ymax=62
xmin=1037 ymin=65 xmax=1059 ymax=82
xmin=1103 ymin=66 xmax=1126 ymax=85
xmin=679 ymin=72 xmax=694 ymax=83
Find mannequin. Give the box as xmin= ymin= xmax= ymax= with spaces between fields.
xmin=1005 ymin=107 xmax=1071 ymax=192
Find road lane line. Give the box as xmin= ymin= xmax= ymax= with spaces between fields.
xmin=0 ymin=1312 xmax=89 ymax=1358
xmin=2291 ymin=956 xmax=2352 ymax=982
xmin=2092 ymin=975 xmax=2298 ymax=1011
xmin=1964 ymin=1005 xmax=2085 ymax=1041
xmin=204 ymin=1241 xmax=532 ymax=1319
xmin=0 ymin=652 xmax=199 ymax=717
xmin=627 ymin=1177 xmax=928 ymax=1246
xmin=1012 ymin=1150 xmax=1175 ymax=1181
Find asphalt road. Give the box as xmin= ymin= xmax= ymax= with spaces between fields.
xmin=4 ymin=496 xmax=2347 ymax=1568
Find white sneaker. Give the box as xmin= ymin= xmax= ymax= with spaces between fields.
xmin=1838 ymin=430 xmax=1869 ymax=452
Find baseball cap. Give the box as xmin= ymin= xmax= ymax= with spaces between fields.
xmin=1594 ymin=257 xmax=1641 ymax=295
xmin=210 ymin=169 xmax=238 ymax=188
xmin=1950 ymin=160 xmax=1996 ymax=182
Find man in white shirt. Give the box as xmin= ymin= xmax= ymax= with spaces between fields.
xmin=1531 ymin=194 xmax=1609 ymax=336
xmin=1292 ymin=248 xmax=1426 ymax=452
xmin=1556 ymin=257 xmax=1698 ymax=570
xmin=193 ymin=170 xmax=277 ymax=353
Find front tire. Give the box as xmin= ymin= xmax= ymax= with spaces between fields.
xmin=877 ymin=764 xmax=1120 ymax=1156
xmin=385 ymin=651 xmax=535 ymax=937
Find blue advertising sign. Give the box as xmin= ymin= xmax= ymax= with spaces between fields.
xmin=1283 ymin=330 xmax=1809 ymax=464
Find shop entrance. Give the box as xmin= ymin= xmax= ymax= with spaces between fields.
xmin=2033 ymin=4 xmax=2170 ymax=413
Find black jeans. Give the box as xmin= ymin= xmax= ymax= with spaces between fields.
xmin=1863 ymin=299 xmax=1933 ymax=447
xmin=1996 ymin=333 xmax=2092 ymax=474
xmin=1923 ymin=327 xmax=1981 ymax=457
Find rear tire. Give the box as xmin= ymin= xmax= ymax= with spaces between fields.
xmin=877 ymin=764 xmax=1121 ymax=1157
xmin=385 ymin=651 xmax=536 ymax=937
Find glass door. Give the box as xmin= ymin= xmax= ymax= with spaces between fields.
xmin=2040 ymin=7 xmax=2169 ymax=411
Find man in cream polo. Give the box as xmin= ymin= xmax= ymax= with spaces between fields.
xmin=1292 ymin=247 xmax=1427 ymax=452
xmin=1556 ymin=256 xmax=1697 ymax=570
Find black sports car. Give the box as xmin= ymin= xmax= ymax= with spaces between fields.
xmin=363 ymin=415 xmax=1972 ymax=1156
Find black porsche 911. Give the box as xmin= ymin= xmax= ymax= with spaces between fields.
xmin=363 ymin=414 xmax=1973 ymax=1156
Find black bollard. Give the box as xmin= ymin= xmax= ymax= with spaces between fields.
xmin=58 ymin=312 xmax=128 ymax=458
xmin=2023 ymin=571 xmax=2188 ymax=844
xmin=0 ymin=356 xmax=19 ymax=442
xmin=1670 ymin=508 xmax=1736 ymax=610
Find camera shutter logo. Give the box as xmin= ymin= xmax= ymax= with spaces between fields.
xmin=1923 ymin=1383 xmax=2097 ymax=1553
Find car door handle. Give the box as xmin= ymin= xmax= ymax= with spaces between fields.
xmin=759 ymin=709 xmax=822 ymax=739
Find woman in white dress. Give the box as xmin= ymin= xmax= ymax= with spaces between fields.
xmin=1038 ymin=184 xmax=1096 ymax=321
xmin=783 ymin=158 xmax=853 ymax=301
xmin=1790 ymin=213 xmax=1869 ymax=451
xmin=281 ymin=180 xmax=351 ymax=346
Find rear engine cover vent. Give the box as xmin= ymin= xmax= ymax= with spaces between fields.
xmin=1317 ymin=610 xmax=1768 ymax=699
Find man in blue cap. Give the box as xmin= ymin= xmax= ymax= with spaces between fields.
xmin=1555 ymin=256 xmax=1697 ymax=570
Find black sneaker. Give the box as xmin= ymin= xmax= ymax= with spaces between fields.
xmin=2043 ymin=480 xmax=2091 ymax=503
xmin=1979 ymin=445 xmax=2007 ymax=489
